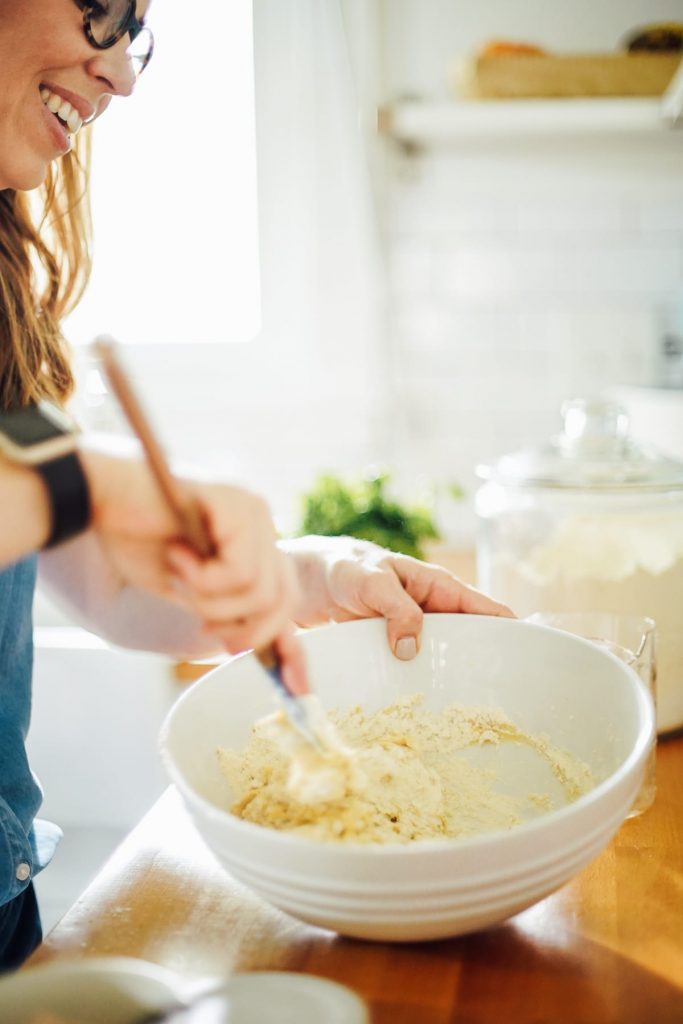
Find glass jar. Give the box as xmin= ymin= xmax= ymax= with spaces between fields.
xmin=476 ymin=398 xmax=683 ymax=734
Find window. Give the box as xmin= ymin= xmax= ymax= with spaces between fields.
xmin=65 ymin=0 xmax=260 ymax=346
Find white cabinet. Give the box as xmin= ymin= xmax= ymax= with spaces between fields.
xmin=28 ymin=628 xmax=178 ymax=830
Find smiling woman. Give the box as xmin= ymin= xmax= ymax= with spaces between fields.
xmin=0 ymin=0 xmax=311 ymax=972
xmin=0 ymin=0 xmax=155 ymax=409
xmin=0 ymin=0 xmax=512 ymax=976
xmin=0 ymin=0 xmax=142 ymax=190
xmin=0 ymin=4 xmax=104 ymax=410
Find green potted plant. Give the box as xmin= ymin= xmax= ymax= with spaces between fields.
xmin=298 ymin=470 xmax=442 ymax=560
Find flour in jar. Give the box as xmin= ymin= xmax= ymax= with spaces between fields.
xmin=490 ymin=510 xmax=683 ymax=732
xmin=216 ymin=695 xmax=594 ymax=844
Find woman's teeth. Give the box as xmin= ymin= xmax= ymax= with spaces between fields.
xmin=40 ymin=88 xmax=83 ymax=135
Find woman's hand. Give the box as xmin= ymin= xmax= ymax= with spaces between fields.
xmin=281 ymin=535 xmax=514 ymax=660
xmin=79 ymin=447 xmax=308 ymax=692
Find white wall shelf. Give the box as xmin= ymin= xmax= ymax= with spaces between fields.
xmin=378 ymin=97 xmax=683 ymax=147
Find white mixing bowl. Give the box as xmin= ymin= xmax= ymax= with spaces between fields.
xmin=160 ymin=614 xmax=654 ymax=942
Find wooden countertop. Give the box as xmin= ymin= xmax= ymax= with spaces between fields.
xmin=28 ymin=734 xmax=683 ymax=1023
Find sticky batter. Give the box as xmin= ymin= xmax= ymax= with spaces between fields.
xmin=217 ymin=695 xmax=594 ymax=844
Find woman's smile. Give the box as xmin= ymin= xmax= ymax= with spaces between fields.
xmin=0 ymin=0 xmax=144 ymax=190
xmin=38 ymin=94 xmax=76 ymax=156
xmin=40 ymin=85 xmax=90 ymax=137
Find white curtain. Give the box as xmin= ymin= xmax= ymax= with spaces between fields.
xmin=69 ymin=0 xmax=386 ymax=532
xmin=162 ymin=0 xmax=388 ymax=527
xmin=247 ymin=0 xmax=385 ymax=406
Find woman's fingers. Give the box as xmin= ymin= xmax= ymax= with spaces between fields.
xmin=200 ymin=614 xmax=310 ymax=696
xmin=165 ymin=519 xmax=274 ymax=595
xmin=390 ymin=554 xmax=515 ymax=618
xmin=273 ymin=628 xmax=310 ymax=696
xmin=351 ymin=566 xmax=425 ymax=659
xmin=169 ymin=539 xmax=301 ymax=661
xmin=327 ymin=550 xmax=515 ymax=663
xmin=202 ymin=603 xmax=292 ymax=656
xmin=166 ymin=545 xmax=282 ymax=621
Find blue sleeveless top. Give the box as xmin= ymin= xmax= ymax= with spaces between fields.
xmin=0 ymin=558 xmax=61 ymax=908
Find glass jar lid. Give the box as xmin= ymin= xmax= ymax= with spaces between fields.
xmin=477 ymin=398 xmax=683 ymax=491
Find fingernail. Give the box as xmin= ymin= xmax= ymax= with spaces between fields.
xmin=395 ymin=636 xmax=417 ymax=661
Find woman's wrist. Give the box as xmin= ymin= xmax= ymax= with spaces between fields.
xmin=76 ymin=443 xmax=121 ymax=531
xmin=77 ymin=439 xmax=171 ymax=537
xmin=278 ymin=538 xmax=328 ymax=626
xmin=0 ymin=456 xmax=52 ymax=558
xmin=279 ymin=536 xmax=367 ymax=627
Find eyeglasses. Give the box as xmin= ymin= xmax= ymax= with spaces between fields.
xmin=77 ymin=1 xmax=154 ymax=78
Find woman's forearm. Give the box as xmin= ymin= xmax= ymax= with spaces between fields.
xmin=39 ymin=531 xmax=223 ymax=659
xmin=0 ymin=458 xmax=51 ymax=565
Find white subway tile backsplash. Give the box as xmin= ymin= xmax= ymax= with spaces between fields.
xmin=389 ymin=246 xmax=435 ymax=294
xmin=76 ymin=138 xmax=681 ymax=548
xmin=382 ymin=138 xmax=679 ymax=531
xmin=516 ymin=197 xmax=624 ymax=234
xmin=633 ymin=199 xmax=683 ymax=233
xmin=436 ymin=249 xmax=510 ymax=298
xmin=430 ymin=198 xmax=521 ymax=236
xmin=393 ymin=298 xmax=452 ymax=350
xmin=569 ymin=246 xmax=682 ymax=295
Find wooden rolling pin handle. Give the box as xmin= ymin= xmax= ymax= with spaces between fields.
xmin=177 ymin=499 xmax=217 ymax=560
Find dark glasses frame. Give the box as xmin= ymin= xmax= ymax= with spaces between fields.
xmin=77 ymin=1 xmax=154 ymax=74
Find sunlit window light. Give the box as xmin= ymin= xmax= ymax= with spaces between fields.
xmin=65 ymin=0 xmax=261 ymax=347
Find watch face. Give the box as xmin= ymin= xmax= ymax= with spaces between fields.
xmin=0 ymin=401 xmax=74 ymax=447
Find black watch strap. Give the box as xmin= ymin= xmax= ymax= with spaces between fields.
xmin=35 ymin=451 xmax=91 ymax=548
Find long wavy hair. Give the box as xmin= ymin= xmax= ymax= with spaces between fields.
xmin=0 ymin=131 xmax=93 ymax=411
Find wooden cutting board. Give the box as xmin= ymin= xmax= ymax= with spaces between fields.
xmin=458 ymin=53 xmax=681 ymax=99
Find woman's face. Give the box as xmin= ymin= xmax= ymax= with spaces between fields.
xmin=0 ymin=0 xmax=151 ymax=191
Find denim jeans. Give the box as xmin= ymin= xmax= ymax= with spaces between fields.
xmin=0 ymin=883 xmax=42 ymax=972
xmin=0 ymin=558 xmax=61 ymax=910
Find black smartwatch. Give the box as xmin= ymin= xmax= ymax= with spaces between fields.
xmin=0 ymin=400 xmax=91 ymax=548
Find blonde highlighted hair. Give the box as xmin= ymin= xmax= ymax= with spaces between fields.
xmin=0 ymin=131 xmax=93 ymax=410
